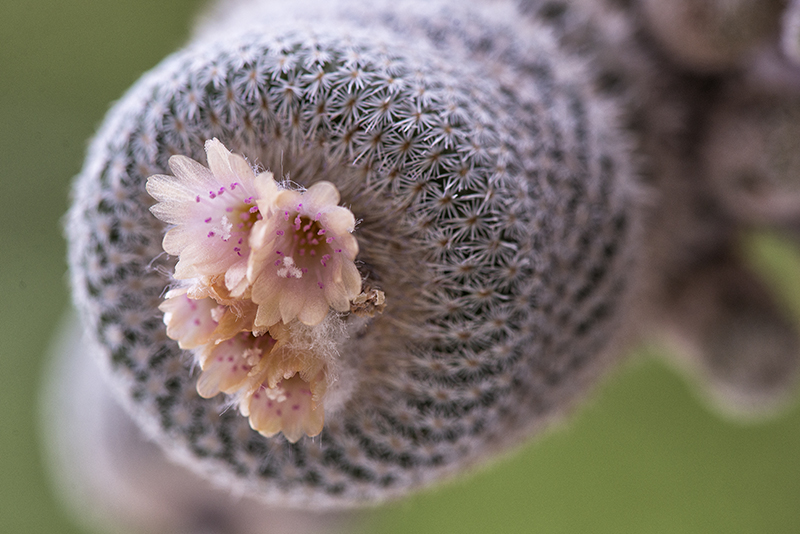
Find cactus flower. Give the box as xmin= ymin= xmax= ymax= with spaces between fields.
xmin=146 ymin=138 xmax=278 ymax=294
xmin=248 ymin=181 xmax=361 ymax=327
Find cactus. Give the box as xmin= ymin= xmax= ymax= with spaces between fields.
xmin=635 ymin=0 xmax=786 ymax=72
xmin=784 ymin=0 xmax=800 ymax=66
xmin=702 ymin=85 xmax=800 ymax=230
xmin=520 ymin=0 xmax=800 ymax=416
xmin=66 ymin=0 xmax=641 ymax=506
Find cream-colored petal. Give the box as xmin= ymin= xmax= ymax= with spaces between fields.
xmin=250 ymin=269 xmax=284 ymax=305
xmin=172 ymin=239 xmax=237 ymax=280
xmin=246 ymin=220 xmax=281 ymax=282
xmin=205 ymin=138 xmax=255 ymax=186
xmin=274 ymin=190 xmax=302 ymax=214
xmin=148 ymin=200 xmax=193 ymax=225
xmin=278 ymin=281 xmax=307 ymax=324
xmin=254 ymin=298 xmax=282 ymax=331
xmin=168 ymin=154 xmax=217 ymax=190
xmin=303 ymin=181 xmax=340 ymax=209
xmin=253 ymin=172 xmax=279 ymax=211
xmin=320 ymin=206 xmax=356 ymax=235
xmin=224 ymin=259 xmax=249 ymax=295
xmin=336 ymin=232 xmax=360 ymax=260
xmin=297 ymin=291 xmax=331 ymax=325
xmin=146 ymin=174 xmax=199 ymax=205
xmin=212 ymin=305 xmax=255 ymax=343
xmin=341 ymin=258 xmax=362 ymax=297
xmin=162 ymin=227 xmax=193 ymax=258
xmin=322 ymin=278 xmax=349 ymax=313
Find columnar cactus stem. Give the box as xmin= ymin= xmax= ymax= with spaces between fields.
xmin=703 ymin=85 xmax=800 ymax=230
xmin=66 ymin=0 xmax=641 ymax=507
xmin=519 ymin=0 xmax=800 ymax=416
xmin=784 ymin=0 xmax=800 ymax=65
xmin=635 ymin=0 xmax=786 ymax=72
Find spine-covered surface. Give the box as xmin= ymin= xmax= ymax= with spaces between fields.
xmin=66 ymin=0 xmax=640 ymax=507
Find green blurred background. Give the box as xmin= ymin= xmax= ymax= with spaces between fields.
xmin=2 ymin=1 xmax=800 ymax=532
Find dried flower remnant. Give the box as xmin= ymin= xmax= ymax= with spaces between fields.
xmin=146 ymin=138 xmax=277 ymax=294
xmin=248 ymin=181 xmax=361 ymax=327
xmin=350 ymin=289 xmax=386 ymax=317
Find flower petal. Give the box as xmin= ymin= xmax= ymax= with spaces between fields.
xmin=206 ymin=138 xmax=255 ymax=186
xmin=159 ymin=289 xmax=219 ymax=349
xmin=303 ymin=181 xmax=340 ymax=208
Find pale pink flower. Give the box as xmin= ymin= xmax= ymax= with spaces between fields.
xmin=196 ymin=326 xmax=328 ymax=443
xmin=245 ymin=374 xmax=325 ymax=443
xmin=195 ymin=331 xmax=276 ymax=399
xmin=160 ymin=288 xmax=222 ymax=350
xmin=237 ymin=323 xmax=328 ymax=442
xmin=146 ymin=138 xmax=279 ymax=294
xmin=159 ymin=286 xmax=256 ymax=349
xmin=247 ymin=181 xmax=361 ymax=327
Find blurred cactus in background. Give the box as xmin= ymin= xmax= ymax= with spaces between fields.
xmin=785 ymin=0 xmax=800 ymax=64
xmin=56 ymin=0 xmax=800 ymax=532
